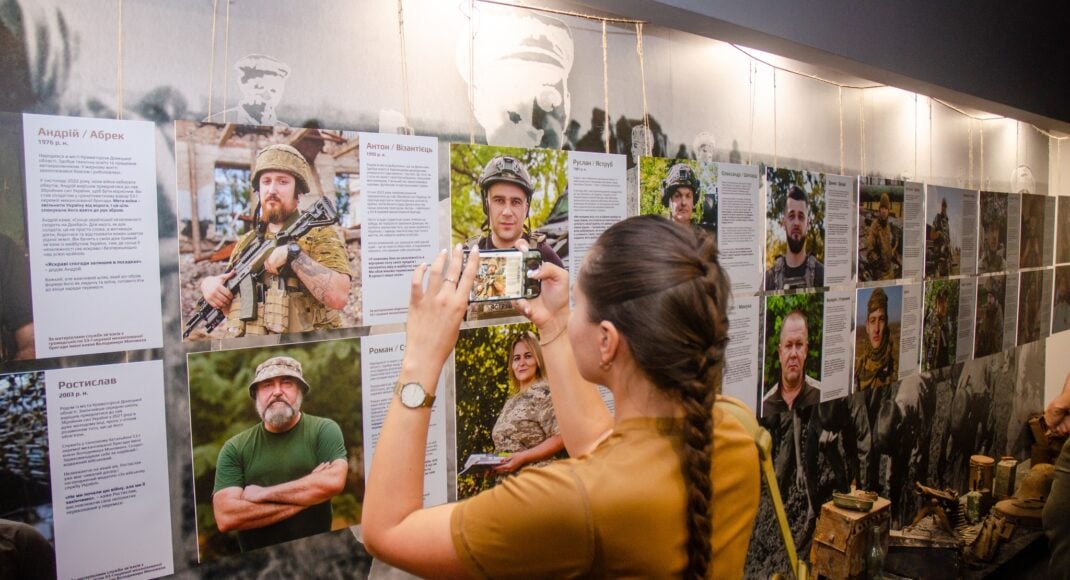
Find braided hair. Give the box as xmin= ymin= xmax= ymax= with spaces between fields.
xmin=578 ymin=215 xmax=731 ymax=578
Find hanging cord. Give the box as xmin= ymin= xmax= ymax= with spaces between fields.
xmin=397 ymin=0 xmax=413 ymax=125
xmin=115 ymin=0 xmax=124 ymax=119
xmin=747 ymin=60 xmax=756 ymax=166
xmin=838 ymin=86 xmax=844 ymax=175
xmin=967 ymin=119 xmax=974 ymax=189
xmin=222 ymin=0 xmax=231 ymax=123
xmin=466 ymin=0 xmax=476 ymax=144
xmin=772 ymin=68 xmax=777 ymax=168
xmin=207 ymin=0 xmax=219 ymax=119
xmin=477 ymin=0 xmax=644 ymax=23
xmin=928 ymin=97 xmax=934 ymax=182
xmin=635 ymin=22 xmax=652 ymax=157
xmin=913 ymin=93 xmax=918 ymax=179
xmin=1016 ymin=121 xmax=1020 ymax=171
xmin=859 ymin=88 xmax=866 ymax=177
xmin=601 ymin=20 xmax=610 ymax=153
xmin=731 ymin=44 xmax=882 ymax=90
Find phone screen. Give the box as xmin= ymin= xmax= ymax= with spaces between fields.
xmin=467 ymin=250 xmax=541 ymax=303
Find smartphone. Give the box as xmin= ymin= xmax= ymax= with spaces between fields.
xmin=464 ymin=249 xmax=542 ymax=303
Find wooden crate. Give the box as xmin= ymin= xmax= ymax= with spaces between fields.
xmin=810 ymin=497 xmax=891 ymax=579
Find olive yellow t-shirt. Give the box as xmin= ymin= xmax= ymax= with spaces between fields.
xmin=450 ymin=407 xmax=760 ymax=578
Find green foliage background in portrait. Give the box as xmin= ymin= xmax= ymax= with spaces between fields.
xmin=637 ymin=156 xmax=716 ymax=225
xmin=765 ymin=167 xmax=826 ymax=269
xmin=922 ymin=278 xmax=960 ymax=371
xmin=450 ymin=144 xmax=567 ymax=245
xmin=188 ymin=338 xmax=363 ymax=562
xmin=762 ymin=293 xmax=824 ymax=393
xmin=454 ymin=322 xmax=536 ymax=499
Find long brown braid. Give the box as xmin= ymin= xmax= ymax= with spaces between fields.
xmin=579 ymin=215 xmax=731 ymax=578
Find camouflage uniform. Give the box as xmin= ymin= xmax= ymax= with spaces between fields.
xmin=979 ymin=243 xmax=1006 ymax=272
xmin=491 ymin=379 xmax=560 ymax=471
xmin=225 ymin=216 xmax=350 ymax=336
xmin=923 ymin=306 xmax=952 ymax=369
xmin=865 ymin=217 xmax=898 ymax=280
xmin=856 ymin=288 xmax=897 ymax=390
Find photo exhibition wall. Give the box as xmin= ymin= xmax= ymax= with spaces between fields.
xmin=1 ymin=1 xmax=1069 ymax=578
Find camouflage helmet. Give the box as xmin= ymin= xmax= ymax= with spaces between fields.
xmin=879 ymin=192 xmax=891 ymax=210
xmin=867 ymin=287 xmax=889 ymax=314
xmin=253 ymin=144 xmax=312 ymax=194
xmin=247 ymin=355 xmax=311 ymax=399
xmin=478 ymin=155 xmax=534 ymax=201
xmin=660 ymin=163 xmax=701 ymax=206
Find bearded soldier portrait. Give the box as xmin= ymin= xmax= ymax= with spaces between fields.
xmin=213 ymin=356 xmax=347 ymax=552
xmin=765 ymin=184 xmax=825 ymax=290
xmin=198 ymin=144 xmax=352 ymax=336
xmin=861 ymin=192 xmax=901 ymax=281
xmin=855 ymin=287 xmax=897 ymax=391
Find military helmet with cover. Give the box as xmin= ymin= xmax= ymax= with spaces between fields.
xmin=660 ymin=163 xmax=701 ymax=206
xmin=253 ymin=144 xmax=312 ymax=194
xmin=478 ymin=155 xmax=534 ymax=201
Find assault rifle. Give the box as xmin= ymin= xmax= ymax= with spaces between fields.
xmin=182 ymin=196 xmax=339 ymax=338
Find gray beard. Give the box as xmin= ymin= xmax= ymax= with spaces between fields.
xmin=258 ymin=398 xmax=300 ymax=430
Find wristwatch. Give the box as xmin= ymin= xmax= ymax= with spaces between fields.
xmin=395 ymin=381 xmax=435 ymax=409
xmin=287 ymin=242 xmax=302 ymax=264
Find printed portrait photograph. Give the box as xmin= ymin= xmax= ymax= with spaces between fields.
xmin=857 ymin=180 xmax=904 ymax=282
xmin=1058 ymin=197 xmax=1070 ymax=265
xmin=1054 ymin=265 xmax=1070 ymax=334
xmin=922 ymin=278 xmax=959 ymax=371
xmin=761 ymin=292 xmax=824 ymax=417
xmin=854 ymin=285 xmax=902 ymax=391
xmin=187 ymin=339 xmax=363 ymax=562
xmin=978 ymin=191 xmax=1009 ymax=274
xmin=1018 ymin=269 xmax=1045 ymax=345
xmin=0 ymin=371 xmax=53 ymax=564
xmin=1019 ymin=193 xmax=1046 ymax=269
xmin=450 ymin=144 xmax=568 ymax=320
xmin=176 ymin=121 xmax=362 ymax=342
xmin=0 ymin=115 xmax=37 ymax=366
xmin=454 ymin=322 xmax=565 ymax=499
xmin=764 ymin=168 xmax=827 ymax=291
xmin=924 ymin=186 xmax=963 ymax=279
xmin=974 ymin=275 xmax=1007 ymax=358
xmin=638 ymin=157 xmax=717 ymax=235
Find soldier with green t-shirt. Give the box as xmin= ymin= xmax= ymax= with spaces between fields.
xmin=213 ymin=356 xmax=347 ymax=552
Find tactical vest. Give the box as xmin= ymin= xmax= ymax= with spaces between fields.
xmin=769 ymin=254 xmax=819 ymax=289
xmin=224 ymin=228 xmax=342 ymax=336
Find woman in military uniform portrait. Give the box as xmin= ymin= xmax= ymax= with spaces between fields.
xmin=490 ymin=331 xmax=564 ymax=479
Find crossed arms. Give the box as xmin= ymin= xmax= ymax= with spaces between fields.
xmin=214 ymin=459 xmax=347 ymax=533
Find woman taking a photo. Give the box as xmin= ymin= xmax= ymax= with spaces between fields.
xmin=490 ymin=331 xmax=563 ymax=477
xmin=364 ymin=216 xmax=760 ymax=578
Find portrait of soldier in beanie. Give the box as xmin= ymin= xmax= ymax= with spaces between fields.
xmin=212 ymin=355 xmax=347 ymax=552
xmin=858 ymin=183 xmax=903 ymax=282
xmin=854 ymin=286 xmax=901 ymax=391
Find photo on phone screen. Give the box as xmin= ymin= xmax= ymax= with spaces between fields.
xmin=467 ymin=250 xmax=541 ymax=303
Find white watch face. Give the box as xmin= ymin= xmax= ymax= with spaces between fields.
xmin=400 ymin=383 xmax=427 ymax=408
